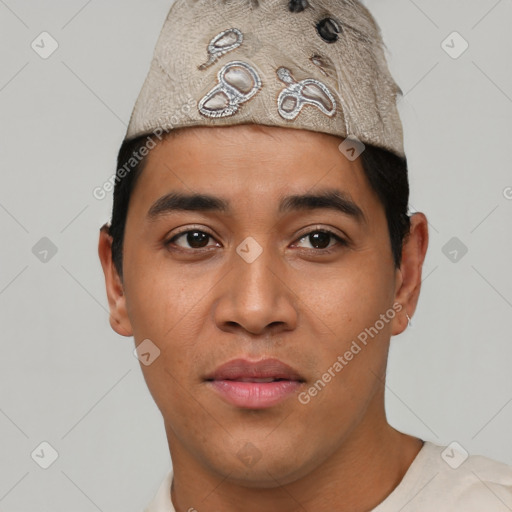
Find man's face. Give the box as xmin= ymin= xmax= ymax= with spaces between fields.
xmin=117 ymin=125 xmax=403 ymax=486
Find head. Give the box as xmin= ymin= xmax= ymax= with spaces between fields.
xmin=99 ymin=0 xmax=429 ymax=491
xmin=98 ymin=123 xmax=428 ymax=486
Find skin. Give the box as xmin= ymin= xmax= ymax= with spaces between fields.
xmin=98 ymin=124 xmax=429 ymax=512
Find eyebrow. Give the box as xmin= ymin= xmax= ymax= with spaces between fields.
xmin=146 ymin=189 xmax=366 ymax=224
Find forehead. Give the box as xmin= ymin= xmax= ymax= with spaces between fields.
xmin=131 ymin=125 xmax=373 ymax=205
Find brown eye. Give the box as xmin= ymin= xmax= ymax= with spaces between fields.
xmin=169 ymin=230 xmax=214 ymax=250
xmin=186 ymin=231 xmax=210 ymax=248
xmin=295 ymin=229 xmax=347 ymax=252
xmin=316 ymin=18 xmax=342 ymax=43
xmin=309 ymin=232 xmax=331 ymax=249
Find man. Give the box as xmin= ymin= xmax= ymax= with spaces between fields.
xmin=98 ymin=0 xmax=512 ymax=510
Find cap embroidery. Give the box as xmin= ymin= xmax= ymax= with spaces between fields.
xmin=198 ymin=60 xmax=262 ymax=118
xmin=198 ymin=28 xmax=244 ymax=70
xmin=276 ymin=67 xmax=336 ymax=120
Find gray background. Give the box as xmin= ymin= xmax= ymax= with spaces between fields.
xmin=1 ymin=0 xmax=511 ymax=510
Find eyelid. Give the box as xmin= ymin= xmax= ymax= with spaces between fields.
xmin=169 ymin=224 xmax=217 ymax=238
xmin=293 ymin=225 xmax=348 ymax=243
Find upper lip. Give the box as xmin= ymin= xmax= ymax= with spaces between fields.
xmin=205 ymin=358 xmax=304 ymax=382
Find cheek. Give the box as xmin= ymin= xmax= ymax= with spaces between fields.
xmin=122 ymin=246 xmax=222 ymax=394
xmin=123 ymin=245 xmax=213 ymax=343
xmin=297 ymin=252 xmax=395 ymax=395
xmin=299 ymin=254 xmax=395 ymax=339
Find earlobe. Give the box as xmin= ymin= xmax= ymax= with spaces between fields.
xmin=98 ymin=224 xmax=133 ymax=337
xmin=391 ymin=213 xmax=429 ymax=336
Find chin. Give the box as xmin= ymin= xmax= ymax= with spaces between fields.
xmin=215 ymin=459 xmax=312 ymax=489
xmin=200 ymin=436 xmax=328 ymax=489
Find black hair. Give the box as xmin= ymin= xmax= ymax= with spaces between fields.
xmin=108 ymin=132 xmax=410 ymax=279
xmin=359 ymin=145 xmax=411 ymax=267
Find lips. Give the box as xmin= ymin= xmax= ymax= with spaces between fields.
xmin=206 ymin=358 xmax=304 ymax=382
xmin=205 ymin=358 xmax=305 ymax=409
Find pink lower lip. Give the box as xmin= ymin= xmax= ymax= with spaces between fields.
xmin=208 ymin=380 xmax=302 ymax=409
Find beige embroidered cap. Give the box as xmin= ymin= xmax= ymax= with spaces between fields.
xmin=126 ymin=0 xmax=405 ymax=158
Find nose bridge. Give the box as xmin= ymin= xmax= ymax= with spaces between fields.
xmin=214 ymin=237 xmax=298 ymax=334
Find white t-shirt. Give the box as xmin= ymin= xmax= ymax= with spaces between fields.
xmin=144 ymin=441 xmax=512 ymax=511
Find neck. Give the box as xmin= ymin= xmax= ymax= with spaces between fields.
xmin=167 ymin=398 xmax=423 ymax=512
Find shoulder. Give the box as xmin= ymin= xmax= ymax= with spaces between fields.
xmin=143 ymin=470 xmax=174 ymax=512
xmin=411 ymin=442 xmax=512 ymax=510
xmin=375 ymin=441 xmax=512 ymax=511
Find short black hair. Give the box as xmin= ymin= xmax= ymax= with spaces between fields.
xmin=108 ymin=131 xmax=410 ymax=279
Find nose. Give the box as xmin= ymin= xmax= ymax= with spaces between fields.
xmin=212 ymin=241 xmax=298 ymax=336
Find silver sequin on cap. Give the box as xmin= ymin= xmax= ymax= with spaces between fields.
xmin=198 ymin=28 xmax=244 ymax=70
xmin=199 ymin=60 xmax=262 ymax=118
xmin=276 ymin=67 xmax=336 ymax=120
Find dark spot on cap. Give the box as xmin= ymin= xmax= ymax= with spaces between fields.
xmin=288 ymin=0 xmax=309 ymax=12
xmin=316 ymin=17 xmax=342 ymax=43
xmin=310 ymin=53 xmax=335 ymax=76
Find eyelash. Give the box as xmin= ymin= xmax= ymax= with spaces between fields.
xmin=164 ymin=226 xmax=348 ymax=254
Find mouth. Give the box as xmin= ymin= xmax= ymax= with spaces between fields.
xmin=204 ymin=358 xmax=305 ymax=409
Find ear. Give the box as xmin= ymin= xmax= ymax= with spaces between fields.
xmin=391 ymin=213 xmax=429 ymax=336
xmin=98 ymin=224 xmax=133 ymax=337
